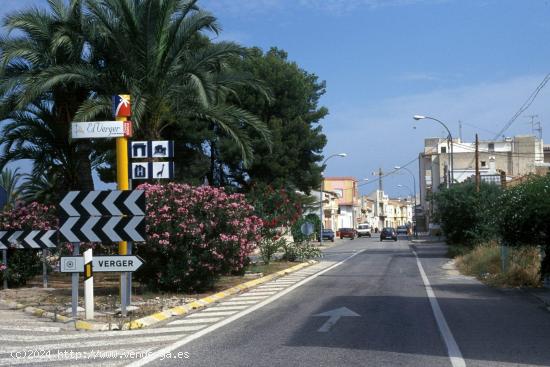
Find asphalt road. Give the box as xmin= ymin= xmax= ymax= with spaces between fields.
xmin=144 ymin=236 xmax=550 ymax=367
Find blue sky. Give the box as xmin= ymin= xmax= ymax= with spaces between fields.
xmin=4 ymin=0 xmax=550 ymax=197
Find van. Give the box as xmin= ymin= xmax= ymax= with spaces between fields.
xmin=357 ymin=223 xmax=371 ymax=238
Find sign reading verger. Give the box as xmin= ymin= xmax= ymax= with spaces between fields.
xmin=71 ymin=121 xmax=132 ymax=139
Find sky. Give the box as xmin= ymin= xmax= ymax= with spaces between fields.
xmin=4 ymin=0 xmax=550 ymax=197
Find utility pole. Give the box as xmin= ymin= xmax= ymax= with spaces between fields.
xmin=475 ymin=133 xmax=480 ymax=193
xmin=378 ymin=168 xmax=383 ymax=192
xmin=526 ymin=114 xmax=542 ymax=139
xmin=459 ymin=120 xmax=463 ymax=142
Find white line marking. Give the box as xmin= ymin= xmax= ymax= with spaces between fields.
xmin=245 ymin=291 xmax=277 ymax=296
xmin=187 ymin=311 xmax=237 ymax=318
xmin=204 ymin=305 xmax=248 ymax=312
xmin=0 ymin=335 xmax=181 ymax=353
xmin=219 ymin=300 xmax=259 ymax=305
xmin=0 ymin=326 xmax=60 ymax=333
xmin=168 ymin=317 xmax=223 ymax=325
xmin=0 ymin=325 xmax=205 ymax=342
xmin=128 ymin=251 xmax=365 ymax=367
xmin=234 ymin=296 xmax=269 ymax=300
xmin=412 ymin=249 xmax=466 ymax=367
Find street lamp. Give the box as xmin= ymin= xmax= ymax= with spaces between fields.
xmin=319 ymin=153 xmax=347 ymax=245
xmin=395 ymin=166 xmax=418 ymax=237
xmin=413 ymin=115 xmax=454 ymax=186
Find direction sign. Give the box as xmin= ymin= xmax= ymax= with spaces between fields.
xmin=0 ymin=230 xmax=57 ymax=250
xmin=60 ymin=255 xmax=144 ymax=273
xmin=71 ymin=121 xmax=132 ymax=139
xmin=59 ymin=216 xmax=146 ymax=243
xmin=59 ymin=190 xmax=145 ymax=217
xmin=130 ymin=141 xmax=174 ymax=159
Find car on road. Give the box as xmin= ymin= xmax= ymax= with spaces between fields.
xmin=318 ymin=229 xmax=335 ymax=242
xmin=380 ymin=227 xmax=397 ymax=241
xmin=356 ymin=223 xmax=372 ymax=238
xmin=396 ymin=226 xmax=408 ymax=235
xmin=339 ymin=228 xmax=356 ymax=240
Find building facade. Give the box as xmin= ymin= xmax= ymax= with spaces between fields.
xmin=419 ymin=134 xmax=547 ymax=226
xmin=323 ymin=177 xmax=360 ymax=229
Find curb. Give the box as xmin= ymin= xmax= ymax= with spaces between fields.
xmin=1 ymin=260 xmax=317 ymax=331
xmin=123 ymin=260 xmax=317 ymax=330
xmin=0 ymin=299 xmax=73 ymax=324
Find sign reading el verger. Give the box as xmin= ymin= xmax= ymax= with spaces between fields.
xmin=71 ymin=121 xmax=132 ymax=139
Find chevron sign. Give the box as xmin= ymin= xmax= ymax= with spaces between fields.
xmin=59 ymin=190 xmax=145 ymax=217
xmin=59 ymin=216 xmax=145 ymax=243
xmin=0 ymin=230 xmax=57 ymax=250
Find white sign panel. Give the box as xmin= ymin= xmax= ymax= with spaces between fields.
xmin=130 ymin=141 xmax=174 ymax=158
xmin=131 ymin=162 xmax=150 ymax=180
xmin=152 ymin=162 xmax=171 ymax=179
xmin=72 ymin=121 xmax=132 ymax=139
xmin=60 ymin=256 xmax=144 ymax=273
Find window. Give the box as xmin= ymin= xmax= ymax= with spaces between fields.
xmin=441 ymin=146 xmax=447 ymax=153
xmin=481 ymin=161 xmax=487 ymax=167
xmin=488 ymin=143 xmax=495 ymax=152
xmin=334 ymin=189 xmax=343 ymax=198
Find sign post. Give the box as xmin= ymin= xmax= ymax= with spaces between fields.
xmin=83 ymin=248 xmax=94 ymax=320
xmin=71 ymin=243 xmax=80 ymax=318
xmin=2 ymin=249 xmax=7 ymax=289
xmin=113 ymin=94 xmax=131 ymax=317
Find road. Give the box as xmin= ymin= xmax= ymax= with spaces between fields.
xmin=4 ymin=236 xmax=550 ymax=367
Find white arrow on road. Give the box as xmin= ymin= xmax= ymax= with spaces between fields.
xmin=313 ymin=307 xmax=360 ymax=332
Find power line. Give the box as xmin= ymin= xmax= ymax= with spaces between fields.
xmin=494 ymin=73 xmax=550 ymax=139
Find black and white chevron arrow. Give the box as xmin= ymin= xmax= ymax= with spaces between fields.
xmin=0 ymin=230 xmax=57 ymax=250
xmin=59 ymin=190 xmax=145 ymax=217
xmin=59 ymin=216 xmax=146 ymax=243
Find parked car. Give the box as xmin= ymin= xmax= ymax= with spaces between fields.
xmin=339 ymin=228 xmax=356 ymax=240
xmin=357 ymin=223 xmax=372 ymax=238
xmin=318 ymin=229 xmax=335 ymax=242
xmin=396 ymin=226 xmax=408 ymax=235
xmin=380 ymin=227 xmax=397 ymax=241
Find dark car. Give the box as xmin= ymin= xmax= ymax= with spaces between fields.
xmin=339 ymin=228 xmax=356 ymax=240
xmin=396 ymin=225 xmax=408 ymax=235
xmin=380 ymin=227 xmax=397 ymax=241
xmin=318 ymin=229 xmax=335 ymax=242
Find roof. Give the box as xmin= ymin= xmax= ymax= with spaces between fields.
xmin=323 ymin=177 xmax=358 ymax=182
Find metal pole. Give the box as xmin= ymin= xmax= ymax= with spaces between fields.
xmin=83 ymin=248 xmax=94 ymax=320
xmin=71 ymin=243 xmax=79 ymax=318
xmin=126 ymin=242 xmax=132 ymax=306
xmin=42 ymin=249 xmax=48 ymax=288
xmin=319 ymin=182 xmax=323 ymax=245
xmin=2 ymin=249 xmax=7 ymax=289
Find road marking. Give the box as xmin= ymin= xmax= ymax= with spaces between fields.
xmin=313 ymin=307 xmax=360 ymax=332
xmin=0 ymin=334 xmax=181 ymax=353
xmin=187 ymin=311 xmax=236 ymax=317
xmin=234 ymin=295 xmax=269 ymax=300
xmin=220 ymin=300 xmax=259 ymax=305
xmin=0 ymin=325 xmax=61 ymax=333
xmin=412 ymin=249 xmax=466 ymax=367
xmin=204 ymin=305 xmax=248 ymax=312
xmin=128 ymin=250 xmax=365 ymax=367
xmin=0 ymin=325 xmax=205 ymax=342
xmin=168 ymin=317 xmax=224 ymax=325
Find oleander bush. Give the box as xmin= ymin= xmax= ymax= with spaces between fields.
xmin=135 ymin=183 xmax=263 ymax=292
xmin=0 ymin=202 xmax=57 ymax=287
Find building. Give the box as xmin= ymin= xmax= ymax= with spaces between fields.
xmin=323 ymin=177 xmax=360 ymax=229
xmin=307 ymin=189 xmax=340 ymax=232
xmin=419 ymin=134 xmax=547 ymax=226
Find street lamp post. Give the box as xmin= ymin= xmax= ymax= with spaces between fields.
xmin=413 ymin=115 xmax=454 ymax=186
xmin=319 ymin=153 xmax=347 ymax=245
xmin=395 ymin=166 xmax=418 ymax=238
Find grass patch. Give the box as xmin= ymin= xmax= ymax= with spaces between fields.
xmin=455 ymin=241 xmax=541 ymax=288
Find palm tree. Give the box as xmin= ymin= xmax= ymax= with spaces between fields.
xmin=0 ymin=0 xmax=96 ymax=190
xmin=0 ymin=167 xmax=22 ymax=209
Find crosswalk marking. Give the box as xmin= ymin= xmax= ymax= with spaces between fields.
xmin=187 ymin=311 xmax=237 ymax=318
xmin=169 ymin=317 xmax=224 ymax=325
xmin=220 ymin=300 xmax=259 ymax=305
xmin=203 ymin=305 xmax=248 ymax=312
xmin=234 ymin=295 xmax=269 ymax=300
xmin=0 ymin=325 xmax=205 ymax=342
xmin=246 ymin=291 xmax=277 ymax=296
xmin=1 ymin=334 xmax=182 ymax=353
xmin=0 ymin=325 xmax=61 ymax=333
